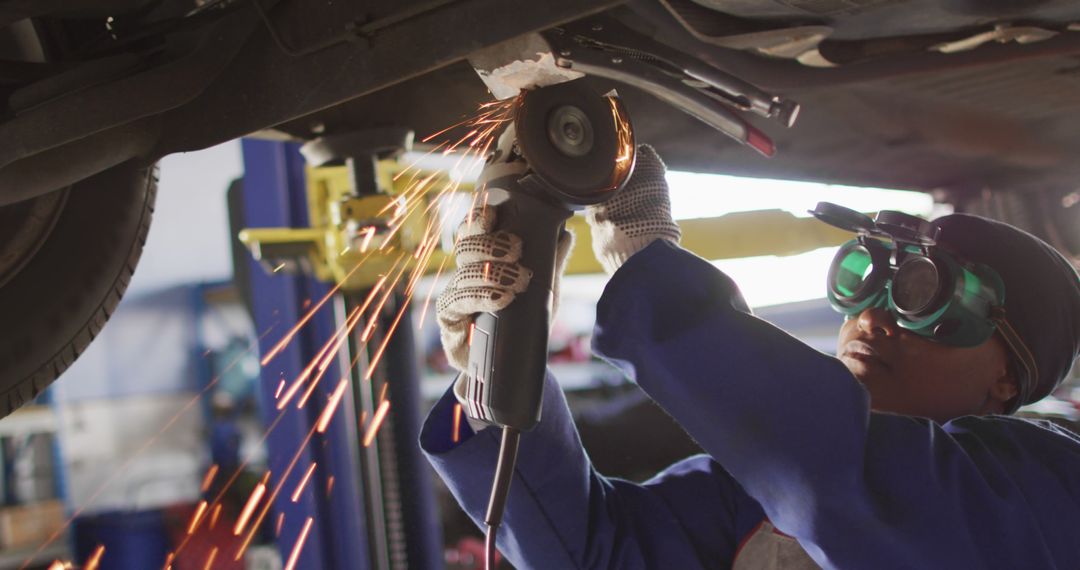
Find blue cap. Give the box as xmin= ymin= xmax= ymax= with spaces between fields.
xmin=933 ymin=214 xmax=1080 ymax=407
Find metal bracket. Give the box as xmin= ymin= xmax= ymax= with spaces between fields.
xmin=541 ymin=17 xmax=800 ymax=156
xmin=467 ymin=16 xmax=799 ymax=157
xmin=238 ymin=153 xmax=454 ymax=291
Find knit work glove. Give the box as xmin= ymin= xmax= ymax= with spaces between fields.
xmin=585 ymin=144 xmax=681 ymax=275
xmin=436 ymin=205 xmax=574 ymax=372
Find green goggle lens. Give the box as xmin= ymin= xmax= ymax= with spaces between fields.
xmin=833 ymin=245 xmax=874 ymax=297
xmin=892 ymin=257 xmax=941 ymax=314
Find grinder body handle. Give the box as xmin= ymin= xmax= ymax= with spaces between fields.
xmin=464 ymin=179 xmax=573 ymax=431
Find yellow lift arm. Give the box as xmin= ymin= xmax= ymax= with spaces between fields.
xmin=239 ymin=158 xmax=855 ymax=292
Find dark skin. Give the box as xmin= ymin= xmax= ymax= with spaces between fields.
xmin=836 ymin=308 xmax=1019 ymax=423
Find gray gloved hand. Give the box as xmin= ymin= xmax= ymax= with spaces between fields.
xmin=585 ymin=144 xmax=681 ymax=275
xmin=437 ymin=204 xmax=573 ymax=432
xmin=436 ymin=205 xmax=574 ymax=372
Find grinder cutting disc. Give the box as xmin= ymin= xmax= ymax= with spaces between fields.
xmin=515 ymin=80 xmax=635 ymax=205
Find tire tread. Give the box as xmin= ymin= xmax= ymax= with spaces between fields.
xmin=0 ymin=165 xmax=159 ymax=417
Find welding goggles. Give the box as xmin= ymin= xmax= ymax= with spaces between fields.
xmin=815 ymin=203 xmax=1012 ymax=348
xmin=826 ymin=236 xmax=1008 ymax=346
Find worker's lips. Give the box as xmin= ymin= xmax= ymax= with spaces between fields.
xmin=840 ymin=340 xmax=890 ymax=369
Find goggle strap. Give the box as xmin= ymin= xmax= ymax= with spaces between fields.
xmin=991 ymin=308 xmax=1038 ymax=406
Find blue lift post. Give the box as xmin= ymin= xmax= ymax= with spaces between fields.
xmin=240 ymin=138 xmax=443 ymax=569
xmin=241 ymin=139 xmax=368 ymax=569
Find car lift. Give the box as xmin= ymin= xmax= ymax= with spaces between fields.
xmin=238 ymin=133 xmax=443 ymax=570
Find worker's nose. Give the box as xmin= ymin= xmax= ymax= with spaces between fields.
xmin=855 ymin=307 xmax=899 ymax=338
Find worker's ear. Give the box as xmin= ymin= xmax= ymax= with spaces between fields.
xmin=988 ymin=368 xmax=1019 ymax=410
xmin=984 ymin=335 xmax=1020 ymax=412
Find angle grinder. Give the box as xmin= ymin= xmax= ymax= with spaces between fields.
xmin=462 ymin=79 xmax=636 ymax=569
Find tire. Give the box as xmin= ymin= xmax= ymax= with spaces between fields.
xmin=0 ymin=161 xmax=158 ymax=417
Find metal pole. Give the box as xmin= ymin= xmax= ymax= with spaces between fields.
xmin=241 ymin=138 xmax=370 ymax=570
xmin=377 ymin=293 xmax=443 ymax=570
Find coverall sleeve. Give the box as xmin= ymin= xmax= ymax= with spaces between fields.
xmin=592 ymin=239 xmax=1080 ymax=569
xmin=420 ymin=371 xmax=743 ymax=570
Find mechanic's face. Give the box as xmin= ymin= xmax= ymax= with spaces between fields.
xmin=836 ymin=308 xmax=1017 ymax=422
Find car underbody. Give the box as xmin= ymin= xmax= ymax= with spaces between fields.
xmin=2 ymin=0 xmax=1080 ymax=209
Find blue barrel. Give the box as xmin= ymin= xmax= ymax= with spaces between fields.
xmin=73 ymin=509 xmax=170 ymax=569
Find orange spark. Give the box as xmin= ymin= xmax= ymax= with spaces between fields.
xmin=236 ymin=426 xmax=319 ymax=561
xmin=203 ymin=547 xmax=218 ymax=570
xmin=422 ymin=117 xmax=475 ymax=143
xmin=47 ymin=562 xmax=64 ymax=570
xmin=276 ymin=513 xmax=285 ymax=537
xmin=359 ymin=226 xmax=376 ymax=252
xmin=283 ymin=517 xmax=314 ymax=570
xmin=291 ymin=239 xmax=401 ymax=410
xmin=287 ymin=275 xmax=386 ymax=411
xmin=276 ymin=357 xmax=322 ymax=410
xmin=292 ymin=462 xmax=318 ymax=503
xmin=295 ymin=374 xmax=323 ymax=411
xmin=84 ymin=546 xmax=105 ymax=570
xmin=377 ymin=200 xmax=425 ymax=249
xmin=164 ymin=552 xmax=175 ymax=570
xmin=316 ymin=379 xmax=349 ymax=433
xmin=404 ymin=233 xmax=440 ymax=298
xmin=469 ymin=121 xmax=503 ymax=149
xmin=405 ymin=241 xmax=437 ymax=297
xmin=314 ymin=303 xmax=366 ymax=375
xmin=466 ymin=191 xmax=480 ymax=226
xmin=210 ymin=504 xmax=222 ymax=529
xmin=187 ymin=501 xmax=209 ymax=535
xmin=360 ymin=259 xmax=410 ymax=345
xmin=393 ymin=141 xmax=449 ymax=181
xmin=173 ymin=406 xmax=294 ymax=563
xmin=420 ymin=180 xmax=459 ymax=217
xmin=278 ymin=289 xmax=368 ymax=412
xmin=378 ymin=174 xmax=454 ymax=252
xmin=233 ymin=480 xmax=267 ymax=536
xmin=201 ymin=464 xmax=219 ymax=493
xmin=277 ymin=377 xmax=306 ymax=410
xmin=468 ymin=322 xmax=475 ymax=346
xmin=445 ymin=128 xmax=479 ymax=153
xmin=299 ymin=338 xmax=357 ymax=409
xmin=275 ymin=379 xmax=285 ymax=399
xmin=260 ymin=253 xmax=375 ymax=367
xmin=349 ymin=349 xmax=365 ymax=375
xmin=480 ymin=188 xmax=491 ymax=218
xmin=364 ymin=289 xmax=416 ymax=380
xmin=326 ymin=476 xmax=336 ymax=498
xmin=363 ymin=400 xmax=391 ymax=447
xmin=452 ymin=403 xmax=462 ymax=443
xmin=18 ymin=331 xmax=276 ymax=570
xmin=421 ymin=109 xmax=495 ymax=143
xmin=378 ymin=382 xmax=389 ymax=404
xmin=417 ymin=247 xmax=453 ymax=329
xmin=378 ymin=172 xmax=438 ymax=216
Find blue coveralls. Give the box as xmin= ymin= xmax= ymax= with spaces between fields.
xmin=421 ymin=241 xmax=1080 ymax=569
